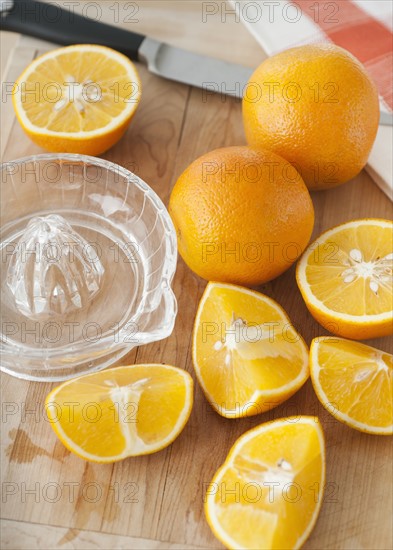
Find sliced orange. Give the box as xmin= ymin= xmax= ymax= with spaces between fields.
xmin=13 ymin=44 xmax=141 ymax=155
xmin=310 ymin=337 xmax=393 ymax=435
xmin=192 ymin=282 xmax=309 ymax=418
xmin=45 ymin=365 xmax=193 ymax=462
xmin=205 ymin=417 xmax=325 ymax=550
xmin=297 ymin=219 xmax=393 ymax=340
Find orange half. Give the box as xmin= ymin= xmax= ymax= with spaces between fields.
xmin=297 ymin=219 xmax=392 ymax=339
xmin=13 ymin=44 xmax=141 ymax=155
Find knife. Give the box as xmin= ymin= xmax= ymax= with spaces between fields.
xmin=0 ymin=0 xmax=253 ymax=99
xmin=1 ymin=0 xmax=392 ymax=125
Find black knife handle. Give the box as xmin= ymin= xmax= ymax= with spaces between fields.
xmin=1 ymin=0 xmax=145 ymax=61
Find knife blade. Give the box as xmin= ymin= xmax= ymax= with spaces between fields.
xmin=138 ymin=37 xmax=253 ymax=99
xmin=1 ymin=0 xmax=392 ymax=124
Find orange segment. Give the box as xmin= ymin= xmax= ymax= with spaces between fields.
xmin=310 ymin=337 xmax=393 ymax=435
xmin=192 ymin=282 xmax=309 ymax=418
xmin=296 ymin=219 xmax=393 ymax=339
xmin=45 ymin=365 xmax=193 ymax=462
xmin=13 ymin=44 xmax=141 ymax=155
xmin=205 ymin=417 xmax=325 ymax=549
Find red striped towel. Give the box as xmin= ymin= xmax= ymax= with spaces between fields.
xmin=295 ymin=0 xmax=392 ymax=112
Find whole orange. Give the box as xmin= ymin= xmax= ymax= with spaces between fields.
xmin=168 ymin=146 xmax=314 ymax=286
xmin=243 ymin=44 xmax=380 ymax=190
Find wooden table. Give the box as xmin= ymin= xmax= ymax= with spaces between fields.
xmin=1 ymin=2 xmax=392 ymax=549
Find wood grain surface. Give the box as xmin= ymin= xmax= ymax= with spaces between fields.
xmin=1 ymin=2 xmax=392 ymax=549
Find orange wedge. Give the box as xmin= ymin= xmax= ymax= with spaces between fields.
xmin=296 ymin=219 xmax=393 ymax=340
xmin=310 ymin=337 xmax=393 ymax=435
xmin=45 ymin=365 xmax=193 ymax=462
xmin=205 ymin=417 xmax=325 ymax=549
xmin=192 ymin=282 xmax=309 ymax=418
xmin=13 ymin=44 xmax=141 ymax=155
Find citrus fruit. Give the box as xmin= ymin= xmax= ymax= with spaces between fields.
xmin=192 ymin=282 xmax=309 ymax=418
xmin=13 ymin=44 xmax=141 ymax=155
xmin=297 ymin=219 xmax=393 ymax=340
xmin=243 ymin=44 xmax=380 ymax=190
xmin=169 ymin=146 xmax=314 ymax=286
xmin=205 ymin=417 xmax=325 ymax=549
xmin=45 ymin=364 xmax=193 ymax=462
xmin=310 ymin=337 xmax=392 ymax=435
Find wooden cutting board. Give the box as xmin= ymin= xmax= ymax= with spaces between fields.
xmin=1 ymin=10 xmax=392 ymax=549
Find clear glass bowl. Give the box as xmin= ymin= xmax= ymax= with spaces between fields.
xmin=1 ymin=154 xmax=177 ymax=381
